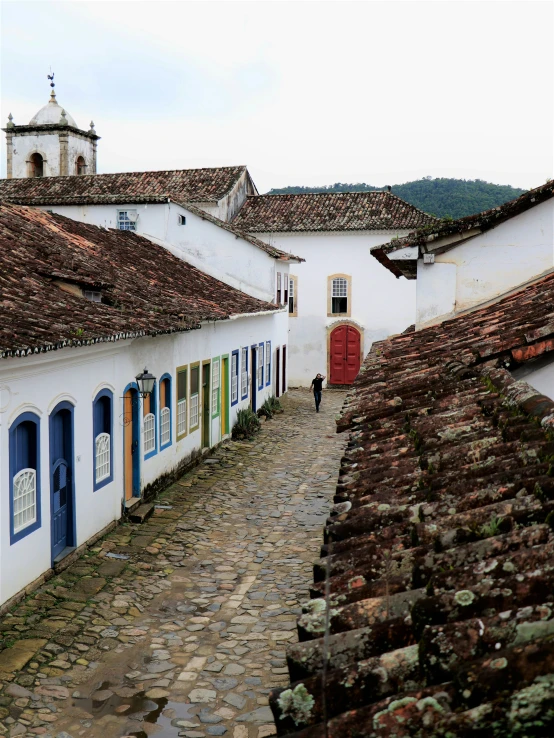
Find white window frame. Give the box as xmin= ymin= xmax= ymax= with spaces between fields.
xmin=257 ymin=345 xmax=263 ymax=389
xmin=117 ymin=209 xmax=137 ymax=231
xmin=332 ymin=277 xmax=348 ymax=298
xmin=265 ymin=341 xmax=271 ymax=385
xmin=95 ymin=433 xmax=111 ymax=483
xmin=212 ymin=358 xmax=220 ymax=415
xmin=241 ymin=347 xmax=248 ymax=398
xmin=177 ymin=397 xmax=187 ymax=436
xmin=13 ymin=468 xmax=37 ymax=534
xmin=144 ymin=413 xmax=156 ymax=455
xmin=160 ymin=406 xmax=170 ymax=447
xmin=190 ymin=393 xmax=199 ymax=428
xmin=231 ymin=354 xmax=238 ymax=403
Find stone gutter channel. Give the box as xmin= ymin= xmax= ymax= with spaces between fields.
xmin=0 ymin=389 xmax=346 ymax=738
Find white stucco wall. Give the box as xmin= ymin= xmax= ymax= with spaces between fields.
xmin=415 ymin=199 xmax=554 ymax=328
xmin=416 ymin=261 xmax=457 ymax=327
xmin=0 ymin=310 xmax=288 ymax=606
xmin=10 ymin=132 xmax=60 ymax=178
xmin=66 ymin=134 xmax=95 ymax=176
xmin=40 ymin=202 xmax=285 ymax=303
xmin=10 ymin=131 xmax=95 ymax=178
xmin=253 ymin=230 xmax=415 ymax=386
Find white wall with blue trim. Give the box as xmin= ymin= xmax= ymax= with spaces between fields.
xmin=0 ymin=309 xmax=288 ymax=608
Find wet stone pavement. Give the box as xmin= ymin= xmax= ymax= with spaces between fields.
xmin=0 ymin=389 xmax=346 ymax=738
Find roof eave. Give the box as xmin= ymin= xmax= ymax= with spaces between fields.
xmin=370 ymin=247 xmax=414 ymax=279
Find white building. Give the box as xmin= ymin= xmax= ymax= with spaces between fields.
xmin=371 ymin=180 xmax=554 ymax=329
xmin=3 ymin=87 xmax=99 ymax=179
xmin=233 ymin=192 xmax=437 ymax=386
xmin=0 ymin=203 xmax=288 ymax=611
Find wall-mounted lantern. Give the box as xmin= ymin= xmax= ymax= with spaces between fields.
xmin=135 ymin=367 xmax=156 ymax=398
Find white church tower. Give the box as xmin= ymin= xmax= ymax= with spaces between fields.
xmin=2 ymin=75 xmax=99 ymax=179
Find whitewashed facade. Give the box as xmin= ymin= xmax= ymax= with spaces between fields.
xmin=3 ymin=90 xmax=98 ymax=179
xmin=376 ymin=188 xmax=554 ymax=329
xmin=0 ymin=309 xmax=288 ymax=609
xmin=255 ymin=230 xmax=415 ymax=386
xmin=36 ymin=200 xmax=294 ymax=303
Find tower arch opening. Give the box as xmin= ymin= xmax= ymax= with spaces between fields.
xmin=75 ymin=156 xmax=86 ymax=175
xmin=29 ymin=153 xmax=44 ymax=178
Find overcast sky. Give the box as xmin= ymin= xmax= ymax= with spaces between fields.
xmin=1 ymin=0 xmax=552 ymax=192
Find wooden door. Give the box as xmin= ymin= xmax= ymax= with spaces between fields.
xmin=345 ymin=326 xmax=361 ymax=383
xmin=282 ymin=345 xmax=287 ymax=395
xmin=221 ymin=358 xmax=228 ymax=436
xmin=330 ymin=325 xmax=361 ymax=385
xmin=202 ymin=363 xmax=210 ymax=448
xmin=123 ymin=389 xmax=137 ymax=501
xmin=50 ymin=406 xmax=73 ymax=560
xmin=276 ymin=348 xmax=281 ymax=398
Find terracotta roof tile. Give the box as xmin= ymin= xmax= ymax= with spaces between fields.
xmin=271 ymin=270 xmax=554 ymax=736
xmin=0 ymin=202 xmax=278 ymax=358
xmin=0 ymin=170 xmax=302 ymax=262
xmin=232 ymin=192 xmax=437 ymax=232
xmin=0 ymin=166 xmax=248 ymax=204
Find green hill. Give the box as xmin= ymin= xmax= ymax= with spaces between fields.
xmin=266 ymin=178 xmax=527 ymax=220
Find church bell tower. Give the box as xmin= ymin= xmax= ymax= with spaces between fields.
xmin=2 ymin=74 xmax=100 ymax=179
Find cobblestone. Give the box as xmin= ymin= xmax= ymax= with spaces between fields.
xmin=0 ymin=389 xmax=345 ymax=738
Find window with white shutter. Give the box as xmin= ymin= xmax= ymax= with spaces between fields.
xmin=231 ymin=352 xmax=239 ymax=404
xmin=95 ymin=433 xmax=111 ymax=483
xmin=144 ymin=413 xmax=155 ymax=454
xmin=265 ymin=341 xmax=271 ymax=385
xmin=257 ymin=344 xmax=263 ymax=389
xmin=190 ymin=365 xmax=200 ymax=429
xmin=212 ymin=359 xmax=220 ymax=415
xmin=241 ymin=347 xmax=248 ymax=398
xmin=177 ymin=368 xmax=187 ymax=438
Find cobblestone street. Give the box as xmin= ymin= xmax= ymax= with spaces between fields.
xmin=0 ymin=389 xmax=346 ymax=738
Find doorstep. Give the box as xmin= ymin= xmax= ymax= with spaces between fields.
xmin=125 ymin=497 xmax=142 ymax=512
xmin=128 ymin=502 xmax=155 ymax=524
xmin=53 ymin=546 xmax=76 ymax=566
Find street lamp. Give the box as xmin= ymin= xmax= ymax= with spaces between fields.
xmin=135 ymin=367 xmax=156 ymax=398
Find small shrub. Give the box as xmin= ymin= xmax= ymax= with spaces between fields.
xmin=269 ymin=396 xmax=283 ymax=414
xmin=258 ymin=399 xmax=274 ymax=420
xmin=257 ymin=396 xmax=283 ymax=420
xmin=232 ymin=408 xmax=260 ymax=440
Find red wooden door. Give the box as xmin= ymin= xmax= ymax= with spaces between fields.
xmin=345 ymin=326 xmax=361 ymax=383
xmin=330 ymin=325 xmax=361 ymax=385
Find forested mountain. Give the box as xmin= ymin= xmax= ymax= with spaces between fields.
xmin=266 ymin=178 xmax=527 ymax=219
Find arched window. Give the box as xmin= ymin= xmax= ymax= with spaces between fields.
xmin=159 ymin=375 xmax=172 ymax=449
xmin=93 ymin=390 xmax=113 ymax=490
xmin=29 ymin=153 xmax=44 ymax=178
xmin=75 ymin=156 xmax=87 ymax=175
xmin=143 ymin=382 xmax=157 ymax=458
xmin=9 ymin=412 xmax=41 ymax=543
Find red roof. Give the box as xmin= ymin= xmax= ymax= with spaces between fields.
xmin=0 ymin=202 xmax=278 ymax=358
xmin=233 ymin=192 xmax=437 ymax=232
xmin=0 ymin=166 xmax=248 ymax=204
xmin=0 ymin=169 xmax=303 ymax=262
xmin=271 ymin=270 xmax=554 ymax=736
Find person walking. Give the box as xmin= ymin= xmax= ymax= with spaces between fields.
xmin=310 ymin=373 xmax=326 ymax=412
